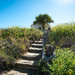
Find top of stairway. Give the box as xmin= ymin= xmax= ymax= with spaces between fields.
xmin=31 ymin=44 xmax=43 ymax=48
xmin=40 ymin=39 xmax=43 ymax=41
xmin=34 ymin=41 xmax=43 ymax=44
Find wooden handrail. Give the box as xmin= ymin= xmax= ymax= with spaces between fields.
xmin=41 ymin=28 xmax=56 ymax=75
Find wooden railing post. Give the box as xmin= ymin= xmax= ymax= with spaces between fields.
xmin=41 ymin=27 xmax=56 ymax=75
xmin=42 ymin=35 xmax=45 ymax=59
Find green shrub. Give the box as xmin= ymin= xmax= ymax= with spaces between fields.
xmin=1 ymin=27 xmax=43 ymax=40
xmin=0 ymin=27 xmax=43 ymax=71
xmin=48 ymin=47 xmax=75 ymax=75
xmin=49 ymin=23 xmax=75 ymax=45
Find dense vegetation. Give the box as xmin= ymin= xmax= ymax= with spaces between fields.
xmin=49 ymin=23 xmax=75 ymax=47
xmin=0 ymin=22 xmax=75 ymax=75
xmin=43 ymin=23 xmax=75 ymax=75
xmin=0 ymin=27 xmax=43 ymax=72
xmin=48 ymin=47 xmax=75 ymax=75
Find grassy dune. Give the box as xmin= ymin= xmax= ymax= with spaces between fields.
xmin=49 ymin=23 xmax=75 ymax=47
xmin=45 ymin=23 xmax=75 ymax=75
xmin=0 ymin=27 xmax=43 ymax=71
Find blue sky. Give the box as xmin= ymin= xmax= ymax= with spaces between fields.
xmin=0 ymin=0 xmax=75 ymax=28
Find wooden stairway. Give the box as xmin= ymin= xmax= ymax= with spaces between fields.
xmin=15 ymin=40 xmax=43 ymax=70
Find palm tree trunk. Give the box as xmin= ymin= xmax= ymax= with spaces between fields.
xmin=42 ymin=24 xmax=45 ymax=30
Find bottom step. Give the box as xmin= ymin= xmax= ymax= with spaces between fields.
xmin=15 ymin=59 xmax=39 ymax=70
xmin=1 ymin=69 xmax=39 ymax=75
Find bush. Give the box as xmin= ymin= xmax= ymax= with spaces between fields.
xmin=47 ymin=47 xmax=75 ymax=75
xmin=1 ymin=27 xmax=43 ymax=40
xmin=43 ymin=23 xmax=75 ymax=75
xmin=0 ymin=27 xmax=43 ymax=72
xmin=49 ymin=23 xmax=75 ymax=46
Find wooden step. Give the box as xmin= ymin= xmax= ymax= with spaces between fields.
xmin=15 ymin=59 xmax=39 ymax=70
xmin=21 ymin=52 xmax=41 ymax=60
xmin=34 ymin=41 xmax=43 ymax=44
xmin=32 ymin=44 xmax=43 ymax=48
xmin=28 ymin=47 xmax=42 ymax=53
xmin=40 ymin=39 xmax=43 ymax=41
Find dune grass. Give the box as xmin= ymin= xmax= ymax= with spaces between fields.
xmin=42 ymin=22 xmax=75 ymax=75
xmin=0 ymin=27 xmax=43 ymax=71
xmin=48 ymin=23 xmax=75 ymax=46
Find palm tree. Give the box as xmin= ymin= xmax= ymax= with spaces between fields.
xmin=33 ymin=14 xmax=54 ymax=30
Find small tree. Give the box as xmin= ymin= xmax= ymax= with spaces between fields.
xmin=33 ymin=14 xmax=54 ymax=30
